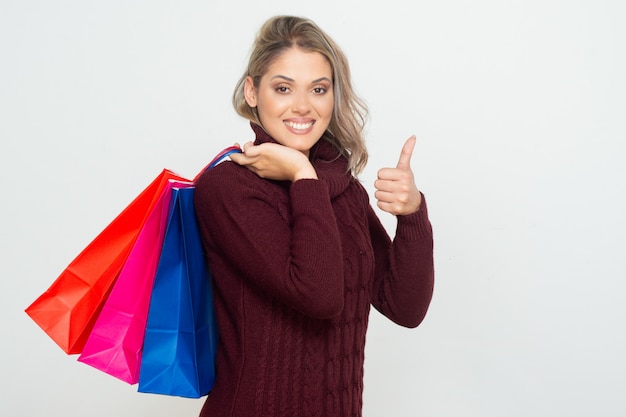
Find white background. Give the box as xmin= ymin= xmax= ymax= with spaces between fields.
xmin=2 ymin=1 xmax=625 ymax=416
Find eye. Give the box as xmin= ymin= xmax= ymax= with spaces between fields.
xmin=275 ymin=85 xmax=290 ymax=93
xmin=312 ymin=86 xmax=328 ymax=94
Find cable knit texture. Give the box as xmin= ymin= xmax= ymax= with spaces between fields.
xmin=194 ymin=124 xmax=434 ymax=417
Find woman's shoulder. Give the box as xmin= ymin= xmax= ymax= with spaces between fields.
xmin=195 ymin=160 xmax=285 ymax=200
xmin=196 ymin=161 xmax=247 ymax=192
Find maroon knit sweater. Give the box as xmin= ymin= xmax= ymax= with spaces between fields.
xmin=193 ymin=124 xmax=434 ymax=417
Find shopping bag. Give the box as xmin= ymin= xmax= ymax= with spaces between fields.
xmin=77 ymin=179 xmax=193 ymax=384
xmin=137 ymin=187 xmax=218 ymax=397
xmin=137 ymin=146 xmax=239 ymax=397
xmin=25 ymin=169 xmax=188 ymax=354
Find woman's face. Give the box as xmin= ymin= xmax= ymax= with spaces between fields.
xmin=244 ymin=47 xmax=334 ymax=156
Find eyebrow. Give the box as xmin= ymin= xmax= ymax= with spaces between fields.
xmin=270 ymin=75 xmax=332 ymax=84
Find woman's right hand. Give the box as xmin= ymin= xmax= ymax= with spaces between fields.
xmin=230 ymin=141 xmax=318 ymax=182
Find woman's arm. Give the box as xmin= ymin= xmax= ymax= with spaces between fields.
xmin=194 ymin=164 xmax=345 ymax=319
xmin=369 ymin=197 xmax=434 ymax=328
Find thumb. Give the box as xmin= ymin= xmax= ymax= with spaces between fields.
xmin=396 ymin=135 xmax=416 ymax=170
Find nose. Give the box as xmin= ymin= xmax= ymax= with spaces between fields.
xmin=291 ymin=91 xmax=311 ymax=114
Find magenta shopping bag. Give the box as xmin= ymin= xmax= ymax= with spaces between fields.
xmin=78 ymin=179 xmax=193 ymax=384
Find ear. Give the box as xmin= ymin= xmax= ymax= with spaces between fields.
xmin=243 ymin=76 xmax=257 ymax=108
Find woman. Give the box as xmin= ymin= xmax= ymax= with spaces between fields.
xmin=194 ymin=15 xmax=434 ymax=417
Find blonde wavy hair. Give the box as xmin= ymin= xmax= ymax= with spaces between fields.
xmin=233 ymin=15 xmax=369 ymax=174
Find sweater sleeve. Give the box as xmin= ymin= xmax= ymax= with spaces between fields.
xmin=194 ymin=164 xmax=345 ymax=319
xmin=369 ymin=194 xmax=434 ymax=328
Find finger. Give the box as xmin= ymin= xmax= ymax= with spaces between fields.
xmin=396 ymin=135 xmax=416 ymax=170
xmin=229 ymin=151 xmax=246 ymax=165
xmin=230 ymin=143 xmax=256 ymax=164
xmin=374 ymin=189 xmax=395 ymax=204
xmin=243 ymin=142 xmax=265 ymax=158
xmin=242 ymin=141 xmax=255 ymax=153
xmin=377 ymin=167 xmax=413 ymax=183
xmin=375 ymin=181 xmax=410 ymax=199
xmin=376 ymin=200 xmax=401 ymax=216
xmin=374 ymin=178 xmax=397 ymax=193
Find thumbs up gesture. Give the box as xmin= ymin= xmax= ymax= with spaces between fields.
xmin=374 ymin=136 xmax=422 ymax=216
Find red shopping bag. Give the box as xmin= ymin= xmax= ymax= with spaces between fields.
xmin=25 ymin=169 xmax=188 ymax=354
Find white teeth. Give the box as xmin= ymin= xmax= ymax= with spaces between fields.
xmin=285 ymin=121 xmax=313 ymax=130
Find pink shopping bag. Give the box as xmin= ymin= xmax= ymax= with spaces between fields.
xmin=77 ymin=179 xmax=193 ymax=384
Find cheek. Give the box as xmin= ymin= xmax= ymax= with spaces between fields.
xmin=258 ymin=95 xmax=288 ymax=117
xmin=320 ymin=97 xmax=335 ymax=118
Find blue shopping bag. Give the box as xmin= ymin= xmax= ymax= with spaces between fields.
xmin=138 ymin=186 xmax=217 ymax=398
xmin=138 ymin=146 xmax=239 ymax=398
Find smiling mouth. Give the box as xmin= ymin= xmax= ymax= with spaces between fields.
xmin=284 ymin=120 xmax=315 ymax=130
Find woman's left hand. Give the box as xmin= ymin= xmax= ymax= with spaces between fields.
xmin=374 ymin=136 xmax=422 ymax=216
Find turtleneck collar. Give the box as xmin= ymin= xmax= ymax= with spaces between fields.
xmin=250 ymin=122 xmax=352 ymax=198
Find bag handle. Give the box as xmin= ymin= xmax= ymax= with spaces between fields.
xmin=193 ymin=145 xmax=242 ymax=182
